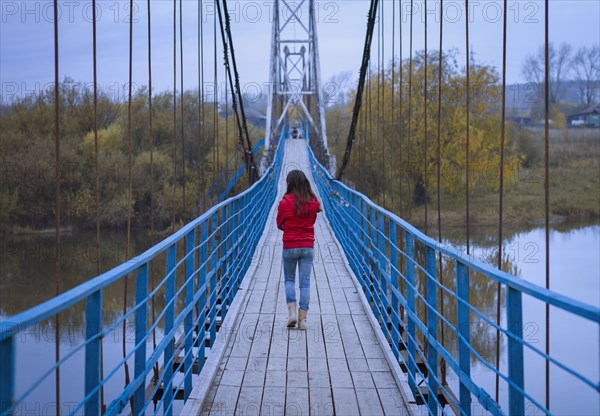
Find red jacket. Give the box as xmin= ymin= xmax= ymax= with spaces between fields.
xmin=276 ymin=194 xmax=321 ymax=249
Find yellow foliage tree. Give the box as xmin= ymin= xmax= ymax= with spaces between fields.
xmin=337 ymin=49 xmax=522 ymax=214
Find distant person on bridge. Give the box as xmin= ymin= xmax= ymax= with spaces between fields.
xmin=276 ymin=170 xmax=322 ymax=330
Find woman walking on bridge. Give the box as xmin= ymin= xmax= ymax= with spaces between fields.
xmin=276 ymin=170 xmax=322 ymax=330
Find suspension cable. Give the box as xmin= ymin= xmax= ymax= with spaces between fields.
xmin=380 ymin=0 xmax=385 ymax=207
xmin=180 ymin=0 xmax=186 ymax=216
xmin=391 ymin=0 xmax=396 ymax=210
xmin=424 ymin=0 xmax=429 ymax=233
xmin=122 ymin=0 xmax=135 ymax=404
xmin=225 ymin=64 xmax=229 ymax=188
xmin=423 ymin=0 xmax=430 ymax=361
xmin=407 ymin=0 xmax=414 ymax=220
xmin=360 ymin=63 xmax=368 ymax=188
xmin=465 ymin=7 xmax=473 ymax=402
xmin=172 ymin=0 xmax=178 ymax=230
xmin=92 ymin=0 xmax=100 ymax=286
xmin=396 ymin=0 xmax=406 ymax=342
xmin=213 ymin=3 xmax=218 ymax=194
xmin=91 ymin=0 xmax=106 ymax=409
xmin=215 ymin=2 xmax=244 ymax=186
xmin=375 ymin=0 xmax=380 ymax=200
xmin=199 ymin=0 xmax=206 ymax=212
xmin=215 ymin=0 xmax=249 ymax=183
xmin=337 ymin=0 xmax=379 ymax=180
xmin=368 ymin=67 xmax=373 ymax=189
xmin=219 ymin=0 xmax=259 ymax=183
xmin=52 ymin=0 xmax=61 ymax=412
xmin=193 ymin=0 xmax=203 ymax=353
xmin=398 ymin=0 xmax=404 ymax=218
xmin=494 ymin=0 xmax=508 ymax=403
xmin=436 ymin=0 xmax=446 ymax=386
xmin=465 ymin=0 xmax=471 ymax=256
xmin=147 ymin=0 xmax=159 ymax=384
xmin=147 ymin=2 xmax=155 ymax=229
xmin=544 ymin=0 xmax=551 ymax=409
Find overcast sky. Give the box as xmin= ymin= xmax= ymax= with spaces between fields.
xmin=1 ymin=0 xmax=599 ymax=104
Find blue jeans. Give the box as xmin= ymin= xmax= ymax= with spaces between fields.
xmin=282 ymin=248 xmax=314 ymax=311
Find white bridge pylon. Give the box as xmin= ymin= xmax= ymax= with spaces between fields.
xmin=262 ymin=0 xmax=333 ymax=174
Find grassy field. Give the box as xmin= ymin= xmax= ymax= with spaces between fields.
xmin=407 ymin=128 xmax=600 ymax=229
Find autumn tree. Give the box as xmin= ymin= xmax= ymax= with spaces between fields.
xmin=0 ymin=79 xmax=257 ymax=232
xmin=335 ymin=49 xmax=521 ymax=214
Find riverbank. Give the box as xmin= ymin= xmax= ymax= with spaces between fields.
xmin=3 ymin=129 xmax=598 ymax=235
xmin=405 ymin=128 xmax=600 ymax=229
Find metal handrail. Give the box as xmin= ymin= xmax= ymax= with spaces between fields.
xmin=307 ymin=143 xmax=600 ymax=416
xmin=0 ymin=128 xmax=287 ymax=416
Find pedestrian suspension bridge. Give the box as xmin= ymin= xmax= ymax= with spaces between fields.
xmin=1 ymin=1 xmax=599 ymax=415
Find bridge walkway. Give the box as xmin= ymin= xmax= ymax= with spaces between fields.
xmin=182 ymin=139 xmax=413 ymax=415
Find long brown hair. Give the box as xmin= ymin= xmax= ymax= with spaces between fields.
xmin=285 ymin=170 xmax=318 ymax=217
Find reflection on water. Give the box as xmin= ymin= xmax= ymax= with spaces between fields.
xmin=1 ymin=224 xmax=598 ymax=414
xmin=0 ymin=229 xmax=153 ymax=316
xmin=437 ymin=223 xmax=600 ymax=415
xmin=1 ymin=228 xmax=187 ymax=415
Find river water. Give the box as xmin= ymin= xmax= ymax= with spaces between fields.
xmin=1 ymin=224 xmax=598 ymax=415
xmin=438 ymin=223 xmax=600 ymax=415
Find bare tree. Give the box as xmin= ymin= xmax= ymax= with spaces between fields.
xmin=522 ymin=43 xmax=573 ymax=105
xmin=324 ymin=71 xmax=353 ymax=107
xmin=573 ymin=44 xmax=600 ymax=106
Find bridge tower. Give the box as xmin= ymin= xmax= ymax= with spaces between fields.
xmin=262 ymin=0 xmax=335 ymax=174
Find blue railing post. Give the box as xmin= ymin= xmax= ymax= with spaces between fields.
xmin=426 ymin=246 xmax=439 ymax=414
xmin=236 ymin=199 xmax=242 ymax=290
xmin=378 ymin=213 xmax=387 ymax=333
xmin=198 ymin=222 xmax=208 ymax=370
xmin=231 ymin=201 xmax=239 ymax=299
xmin=0 ymin=333 xmax=15 ymax=415
xmin=339 ymin=188 xmax=349 ymax=246
xmin=361 ymin=200 xmax=370 ymax=302
xmin=209 ymin=214 xmax=219 ymax=345
xmin=352 ymin=193 xmax=362 ymax=276
xmin=240 ymin=195 xmax=249 ymax=273
xmin=390 ymin=223 xmax=399 ymax=359
xmin=221 ymin=207 xmax=229 ymax=320
xmin=248 ymin=193 xmax=255 ymax=272
xmin=456 ymin=261 xmax=472 ymax=416
xmin=184 ymin=229 xmax=196 ymax=400
xmin=405 ymin=232 xmax=417 ymax=394
xmin=370 ymin=207 xmax=380 ymax=321
xmin=163 ymin=244 xmax=176 ymax=416
xmin=84 ymin=289 xmax=103 ymax=415
xmin=134 ymin=263 xmax=148 ymax=416
xmin=507 ymin=287 xmax=525 ymax=415
xmin=345 ymin=188 xmax=355 ymax=254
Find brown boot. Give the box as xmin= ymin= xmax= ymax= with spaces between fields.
xmin=298 ymin=308 xmax=308 ymax=330
xmin=287 ymin=302 xmax=298 ymax=327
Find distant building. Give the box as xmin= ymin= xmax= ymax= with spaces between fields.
xmin=506 ymin=114 xmax=533 ymax=126
xmin=567 ymin=104 xmax=600 ymax=128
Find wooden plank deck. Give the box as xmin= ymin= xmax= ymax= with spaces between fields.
xmin=182 ymin=139 xmax=413 ymax=415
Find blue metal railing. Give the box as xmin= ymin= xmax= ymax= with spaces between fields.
xmin=217 ymin=139 xmax=265 ymax=202
xmin=0 ymin=128 xmax=286 ymax=416
xmin=206 ymin=136 xmax=265 ymax=203
xmin=308 ymin=144 xmax=600 ymax=416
